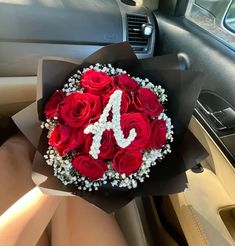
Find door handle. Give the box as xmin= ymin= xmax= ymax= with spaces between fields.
xmin=197 ymin=101 xmax=235 ymax=131
xmin=213 ymin=107 xmax=235 ymax=129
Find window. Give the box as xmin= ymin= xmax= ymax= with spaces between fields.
xmin=225 ymin=1 xmax=235 ymax=33
xmin=186 ymin=0 xmax=235 ymax=48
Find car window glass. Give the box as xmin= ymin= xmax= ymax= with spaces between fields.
xmin=186 ymin=0 xmax=235 ymax=49
xmin=225 ymin=0 xmax=235 ymax=33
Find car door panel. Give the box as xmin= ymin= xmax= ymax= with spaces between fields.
xmin=154 ymin=14 xmax=235 ymax=166
xmin=189 ymin=116 xmax=235 ymax=202
xmin=154 ymin=7 xmax=235 ymax=246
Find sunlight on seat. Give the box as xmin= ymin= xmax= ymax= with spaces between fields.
xmin=0 ymin=187 xmax=61 ymax=245
xmin=0 ymin=187 xmax=42 ymax=226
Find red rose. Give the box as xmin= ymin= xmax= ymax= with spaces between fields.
xmin=84 ymin=130 xmax=116 ymax=160
xmin=49 ymin=124 xmax=84 ymax=156
xmin=133 ymin=88 xmax=163 ymax=117
xmin=60 ymin=92 xmax=101 ymax=127
xmin=44 ymin=90 xmax=65 ymax=119
xmin=150 ymin=119 xmax=167 ymax=149
xmin=113 ymin=148 xmax=142 ymax=176
xmin=72 ymin=154 xmax=107 ymax=180
xmin=80 ymin=69 xmax=113 ymax=95
xmin=103 ymin=89 xmax=131 ymax=114
xmin=121 ymin=113 xmax=150 ymax=150
xmin=114 ymin=74 xmax=139 ymax=92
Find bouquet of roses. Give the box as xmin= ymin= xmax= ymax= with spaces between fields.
xmin=12 ymin=42 xmax=207 ymax=211
xmin=42 ymin=63 xmax=173 ymax=191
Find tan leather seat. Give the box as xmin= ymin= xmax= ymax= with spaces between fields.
xmin=170 ymin=168 xmax=235 ymax=246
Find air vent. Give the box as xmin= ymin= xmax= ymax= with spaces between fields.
xmin=127 ymin=14 xmax=150 ymax=53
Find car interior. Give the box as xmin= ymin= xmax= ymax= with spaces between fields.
xmin=0 ymin=0 xmax=235 ymax=245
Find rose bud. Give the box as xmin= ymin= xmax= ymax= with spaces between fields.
xmin=44 ymin=90 xmax=65 ymax=119
xmin=150 ymin=119 xmax=167 ymax=149
xmin=72 ymin=154 xmax=107 ymax=180
xmin=114 ymin=74 xmax=139 ymax=92
xmin=80 ymin=69 xmax=113 ymax=95
xmin=49 ymin=124 xmax=84 ymax=156
xmin=133 ymin=87 xmax=164 ymax=117
xmin=113 ymin=148 xmax=142 ymax=176
xmin=60 ymin=92 xmax=101 ymax=127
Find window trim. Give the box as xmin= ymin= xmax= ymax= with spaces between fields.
xmin=223 ymin=1 xmax=235 ymax=36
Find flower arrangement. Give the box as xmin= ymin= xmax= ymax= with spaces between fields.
xmin=10 ymin=43 xmax=205 ymax=211
xmin=41 ymin=63 xmax=173 ymax=191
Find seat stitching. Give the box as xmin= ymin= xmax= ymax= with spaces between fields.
xmin=183 ymin=193 xmax=210 ymax=246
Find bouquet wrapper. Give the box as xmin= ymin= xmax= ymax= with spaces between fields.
xmin=11 ymin=42 xmax=208 ymax=212
xmin=0 ymin=117 xmax=19 ymax=146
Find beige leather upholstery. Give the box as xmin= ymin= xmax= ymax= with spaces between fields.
xmin=170 ymin=117 xmax=235 ymax=246
xmin=171 ymin=168 xmax=235 ymax=246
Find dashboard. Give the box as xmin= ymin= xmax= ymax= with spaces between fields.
xmin=0 ymin=0 xmax=156 ymax=76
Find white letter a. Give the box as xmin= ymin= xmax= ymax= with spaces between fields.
xmin=84 ymin=90 xmax=137 ymax=159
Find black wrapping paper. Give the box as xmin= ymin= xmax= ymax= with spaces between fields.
xmin=12 ymin=42 xmax=208 ymax=212
xmin=0 ymin=117 xmax=19 ymax=146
